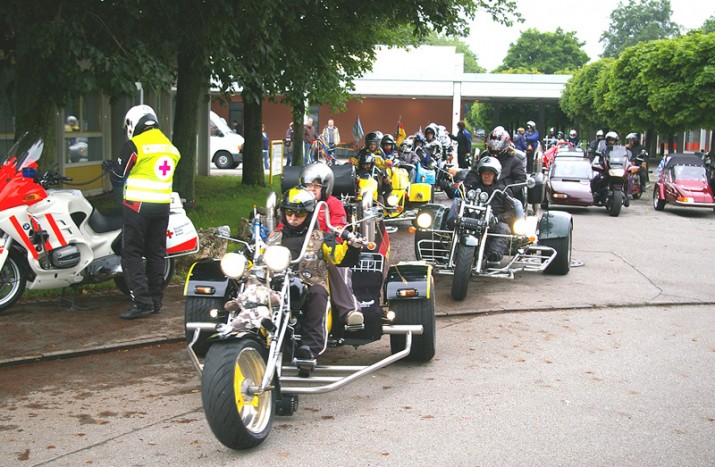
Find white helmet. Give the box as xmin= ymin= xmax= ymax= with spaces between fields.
xmin=124 ymin=104 xmax=158 ymax=140
xmin=569 ymin=129 xmax=577 ymax=138
xmin=526 ymin=120 xmax=536 ymax=129
xmin=477 ymin=156 xmax=502 ymax=179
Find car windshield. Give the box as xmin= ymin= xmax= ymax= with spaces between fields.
xmin=2 ymin=133 xmax=44 ymax=172
xmin=672 ymin=165 xmax=706 ymax=181
xmin=551 ymin=161 xmax=592 ymax=179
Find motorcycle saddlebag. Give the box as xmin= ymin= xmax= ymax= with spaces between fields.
xmin=527 ymin=172 xmax=546 ymax=204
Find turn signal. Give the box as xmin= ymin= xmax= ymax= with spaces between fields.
xmin=396 ymin=288 xmax=418 ymax=298
xmin=194 ymin=286 xmax=216 ymax=295
xmin=24 ymin=193 xmax=42 ymax=202
xmin=407 ymin=226 xmax=416 ymax=234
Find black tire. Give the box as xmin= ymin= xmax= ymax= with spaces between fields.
xmin=607 ymin=190 xmax=622 ymax=217
xmin=214 ymin=151 xmax=235 ymax=169
xmin=653 ymin=186 xmax=666 ymax=211
xmin=632 ymin=177 xmax=642 ymax=200
xmin=0 ymin=250 xmax=27 ymax=313
xmin=542 ymin=223 xmax=572 ymax=275
xmin=114 ymin=258 xmax=175 ymax=297
xmin=451 ymin=243 xmax=474 ymax=301
xmin=185 ymin=296 xmax=225 ymax=358
xmin=202 ymin=339 xmax=274 ymax=450
xmin=389 ymin=277 xmax=436 ymax=362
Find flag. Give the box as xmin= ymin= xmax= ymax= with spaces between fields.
xmin=352 ymin=116 xmax=364 ymax=143
xmin=395 ymin=118 xmax=407 ymax=146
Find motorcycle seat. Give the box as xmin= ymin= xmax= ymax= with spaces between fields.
xmin=89 ymin=208 xmax=123 ymax=233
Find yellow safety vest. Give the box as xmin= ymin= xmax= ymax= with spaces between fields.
xmin=124 ymin=129 xmax=181 ymax=204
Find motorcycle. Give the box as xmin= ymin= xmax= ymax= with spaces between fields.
xmin=382 ymin=156 xmax=432 ymax=223
xmin=591 ymin=145 xmax=631 ymax=217
xmin=0 ymin=134 xmax=199 ymax=312
xmin=184 ymin=192 xmax=435 ymax=450
xmin=412 ymin=175 xmax=572 ymax=301
xmin=628 ymin=149 xmax=649 ymax=200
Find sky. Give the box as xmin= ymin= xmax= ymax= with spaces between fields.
xmin=466 ymin=0 xmax=715 ymax=71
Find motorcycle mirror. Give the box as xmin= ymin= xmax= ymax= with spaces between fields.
xmin=526 ymin=177 xmax=536 ymax=189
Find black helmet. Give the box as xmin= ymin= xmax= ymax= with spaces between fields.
xmin=299 ymin=162 xmax=334 ymax=199
xmin=381 ymin=134 xmax=396 ymax=151
xmin=358 ymin=152 xmax=376 ymax=172
xmin=487 ymin=126 xmax=511 ymax=156
xmin=280 ymin=186 xmax=317 ymax=213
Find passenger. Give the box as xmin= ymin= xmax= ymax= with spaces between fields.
xmin=356 ymin=148 xmax=392 ymax=204
xmin=487 ymin=126 xmax=527 ymax=190
xmin=424 ymin=123 xmax=442 ymax=161
xmin=266 ymin=187 xmax=363 ymax=362
xmin=299 ymin=163 xmax=363 ymax=327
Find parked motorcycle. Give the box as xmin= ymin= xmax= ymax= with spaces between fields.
xmin=628 ymin=149 xmax=648 ymax=200
xmin=591 ymin=145 xmax=631 ymax=217
xmin=0 ymin=134 xmax=199 ymax=312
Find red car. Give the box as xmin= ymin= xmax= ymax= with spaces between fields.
xmin=653 ymin=153 xmax=715 ymax=212
xmin=543 ymin=154 xmax=594 ymax=208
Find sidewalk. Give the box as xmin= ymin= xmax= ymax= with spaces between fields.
xmin=0 ymin=284 xmax=186 ymax=367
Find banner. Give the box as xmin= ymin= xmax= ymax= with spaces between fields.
xmin=352 ymin=116 xmax=364 ymax=143
xmin=395 ymin=118 xmax=407 ymax=146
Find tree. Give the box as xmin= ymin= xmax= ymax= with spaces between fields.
xmin=697 ymin=15 xmax=715 ymax=34
xmin=560 ymin=59 xmax=616 ymax=130
xmin=599 ymin=0 xmax=680 ymax=59
xmin=494 ymin=28 xmax=588 ymax=74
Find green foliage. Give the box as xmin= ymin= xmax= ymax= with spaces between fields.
xmin=700 ymin=16 xmax=715 ymax=34
xmin=599 ymin=0 xmax=680 ymax=59
xmin=560 ymin=59 xmax=616 ymax=129
xmin=494 ymin=28 xmax=588 ymax=74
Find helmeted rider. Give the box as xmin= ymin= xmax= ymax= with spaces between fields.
xmin=567 ymin=129 xmax=579 ymax=146
xmin=356 ymin=149 xmax=392 ymax=203
xmin=625 ymin=132 xmax=648 ymax=189
xmin=544 ymin=127 xmax=558 ymax=149
xmin=266 ymin=186 xmax=362 ymax=362
xmin=524 ymin=120 xmax=540 ymax=172
xmin=457 ymin=156 xmax=520 ymax=264
xmin=103 ymin=104 xmax=181 ymax=319
xmin=588 ymin=129 xmax=605 ymax=158
xmin=591 ymin=131 xmax=628 ymax=206
xmin=380 ymin=134 xmax=398 ymax=160
xmin=424 ymin=123 xmax=443 ymax=161
xmin=487 ymin=126 xmax=527 ymax=195
xmin=299 ymin=163 xmax=364 ymax=327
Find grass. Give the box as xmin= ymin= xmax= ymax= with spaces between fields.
xmin=24 ymin=175 xmax=283 ymax=298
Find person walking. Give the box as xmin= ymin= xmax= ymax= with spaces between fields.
xmin=303 ymin=117 xmax=317 ymax=164
xmin=448 ymin=120 xmax=473 ymax=169
xmin=104 ymin=105 xmax=180 ymax=320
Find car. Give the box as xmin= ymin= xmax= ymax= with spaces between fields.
xmin=210 ymin=111 xmax=244 ymax=169
xmin=653 ymin=153 xmax=715 ymax=212
xmin=543 ymin=153 xmax=594 ymax=208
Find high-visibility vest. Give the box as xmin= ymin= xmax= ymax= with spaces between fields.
xmin=124 ymin=129 xmax=181 ymax=204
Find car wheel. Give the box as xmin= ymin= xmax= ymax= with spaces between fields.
xmin=653 ymin=185 xmax=666 ymax=211
xmin=214 ymin=151 xmax=234 ymax=170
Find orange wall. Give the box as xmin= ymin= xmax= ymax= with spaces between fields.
xmin=212 ymin=96 xmax=454 ymax=147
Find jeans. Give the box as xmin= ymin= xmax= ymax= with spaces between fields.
xmin=263 ymin=150 xmax=269 ymax=170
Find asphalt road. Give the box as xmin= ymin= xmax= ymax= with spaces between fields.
xmin=1 ymin=194 xmax=714 ymax=466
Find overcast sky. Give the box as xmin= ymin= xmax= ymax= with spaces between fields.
xmin=466 ymin=0 xmax=714 ymax=71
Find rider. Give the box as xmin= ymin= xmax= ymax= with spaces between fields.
xmin=625 ymin=132 xmax=648 ymax=189
xmin=266 ymin=187 xmax=363 ymax=362
xmin=380 ymin=134 xmax=398 ymax=160
xmin=356 ymin=149 xmax=392 ymax=203
xmin=424 ymin=123 xmax=443 ymax=162
xmin=591 ymin=131 xmax=627 ymax=205
xmin=487 ymin=126 xmax=527 ymax=193
xmin=544 ymin=127 xmax=558 ymax=149
xmin=299 ymin=163 xmax=364 ymax=327
xmin=567 ymin=129 xmax=579 ymax=146
xmin=462 ymin=157 xmax=520 ymax=264
xmin=588 ymin=129 xmax=605 ymax=158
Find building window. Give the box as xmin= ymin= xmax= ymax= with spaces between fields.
xmin=64 ymin=92 xmax=104 ymax=164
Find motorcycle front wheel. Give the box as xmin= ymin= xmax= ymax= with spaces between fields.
xmin=606 ymin=190 xmax=623 ymax=217
xmin=451 ymin=243 xmax=475 ymax=301
xmin=0 ymin=250 xmax=27 ymax=312
xmin=202 ymin=338 xmax=274 ymax=450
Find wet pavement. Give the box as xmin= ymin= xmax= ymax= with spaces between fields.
xmin=0 ymin=283 xmax=186 ymax=367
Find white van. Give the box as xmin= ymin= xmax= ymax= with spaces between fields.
xmin=210 ymin=111 xmax=244 ymax=169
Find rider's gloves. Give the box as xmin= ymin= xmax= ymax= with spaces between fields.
xmin=102 ymin=160 xmax=115 ymax=173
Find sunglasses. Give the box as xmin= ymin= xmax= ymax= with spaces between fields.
xmin=303 ymin=182 xmax=322 ymax=190
xmin=284 ymin=209 xmax=308 ymax=218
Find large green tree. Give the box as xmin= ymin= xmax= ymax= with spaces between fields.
xmin=494 ymin=27 xmax=589 ymax=74
xmin=560 ymin=58 xmax=616 ymax=130
xmin=599 ymin=0 xmax=680 ymax=59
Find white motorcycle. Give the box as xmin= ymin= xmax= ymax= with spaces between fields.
xmin=0 ymin=134 xmax=199 ymax=312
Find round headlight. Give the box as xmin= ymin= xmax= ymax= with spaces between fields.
xmin=512 ymin=218 xmax=529 ymax=236
xmin=220 ymin=252 xmax=247 ymax=279
xmin=263 ymin=245 xmax=291 ymax=273
xmin=386 ymin=193 xmax=399 ymax=207
xmin=479 ymin=191 xmax=489 ymax=203
xmin=416 ymin=212 xmax=433 ymax=229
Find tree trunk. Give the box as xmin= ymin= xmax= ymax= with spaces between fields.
xmin=292 ymin=101 xmax=305 ymax=166
xmin=172 ymin=44 xmax=206 ymax=204
xmin=241 ymin=87 xmax=265 ymax=186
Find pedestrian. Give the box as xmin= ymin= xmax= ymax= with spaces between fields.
xmin=103 ymin=105 xmax=180 ymax=320
xmin=303 ymin=117 xmax=317 ymax=164
xmin=448 ymin=120 xmax=472 ymax=168
xmin=321 ymin=118 xmax=341 ymax=150
xmin=262 ymin=124 xmax=270 ymax=170
xmin=285 ymin=122 xmax=294 ymax=167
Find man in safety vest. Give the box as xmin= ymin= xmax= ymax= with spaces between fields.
xmin=104 ymin=105 xmax=181 ymax=319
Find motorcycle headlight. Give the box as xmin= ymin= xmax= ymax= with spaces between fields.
xmin=512 ymin=218 xmax=529 ymax=236
xmin=386 ymin=193 xmax=399 ymax=207
xmin=479 ymin=191 xmax=489 ymax=203
xmin=220 ymin=252 xmax=247 ymax=279
xmin=263 ymin=245 xmax=291 ymax=273
xmin=608 ymin=168 xmax=625 ymax=178
xmin=415 ymin=211 xmax=434 ymax=229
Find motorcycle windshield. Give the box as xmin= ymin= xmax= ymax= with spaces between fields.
xmin=607 ymin=146 xmax=629 ymax=168
xmin=2 ymin=133 xmax=44 ymax=172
